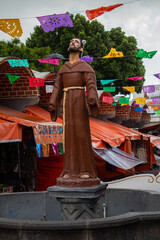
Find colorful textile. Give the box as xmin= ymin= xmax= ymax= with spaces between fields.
xmin=45 ymin=85 xmax=54 ymax=93
xmin=80 ymin=55 xmax=93 ymax=62
xmin=103 ymin=48 xmax=123 ymax=58
xmin=36 ymin=144 xmax=42 ymax=158
xmin=102 ymin=96 xmax=113 ymax=103
xmin=58 ymin=142 xmax=64 ymax=154
xmin=152 ymin=97 xmax=160 ymax=104
xmin=36 ymin=13 xmax=73 ymax=32
xmin=136 ymin=98 xmax=146 ymax=105
xmin=29 ymin=77 xmax=44 ymax=87
xmin=103 ymin=86 xmax=116 ymax=92
xmin=0 ymin=19 xmax=23 ymax=37
xmin=8 ymin=59 xmax=29 ymax=67
xmin=136 ymin=49 xmax=157 ymax=59
xmin=51 ymin=143 xmax=59 ymax=155
xmin=154 ymin=73 xmax=160 ymax=79
xmin=123 ymin=86 xmax=135 ymax=93
xmin=38 ymin=58 xmax=59 ymax=65
xmin=86 ymin=4 xmax=123 ymax=20
xmin=142 ymin=85 xmax=155 ymax=93
xmin=6 ymin=74 xmax=20 ymax=84
xmin=128 ymin=76 xmax=143 ymax=81
xmin=42 ymin=144 xmax=50 ymax=157
xmin=119 ymin=97 xmax=129 ymax=105
xmin=100 ymin=79 xmax=118 ymax=85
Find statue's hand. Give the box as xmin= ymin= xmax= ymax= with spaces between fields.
xmin=88 ymin=98 xmax=96 ymax=105
xmin=48 ymin=104 xmax=55 ymax=112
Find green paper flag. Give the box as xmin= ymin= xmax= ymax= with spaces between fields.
xmin=157 ymin=110 xmax=160 ymax=115
xmin=103 ymin=86 xmax=116 ymax=92
xmin=6 ymin=74 xmax=20 ymax=84
xmin=119 ymin=97 xmax=129 ymax=105
xmin=136 ymin=49 xmax=157 ymax=59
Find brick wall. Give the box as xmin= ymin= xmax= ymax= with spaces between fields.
xmin=116 ymin=105 xmax=130 ymax=117
xmin=130 ymin=102 xmax=141 ymax=120
xmin=99 ymin=91 xmax=115 ymax=114
xmin=0 ymin=57 xmax=39 ymax=99
xmin=39 ymin=73 xmax=55 ymax=106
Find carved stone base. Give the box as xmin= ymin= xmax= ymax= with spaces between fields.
xmin=48 ymin=183 xmax=107 ymax=221
xmin=56 ymin=176 xmax=100 ymax=188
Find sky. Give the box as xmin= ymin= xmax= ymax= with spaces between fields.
xmin=0 ymin=0 xmax=160 ymax=86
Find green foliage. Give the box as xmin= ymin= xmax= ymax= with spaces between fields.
xmin=0 ymin=14 xmax=145 ymax=94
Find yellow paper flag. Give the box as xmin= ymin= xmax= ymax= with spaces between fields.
xmin=123 ymin=86 xmax=135 ymax=93
xmin=0 ymin=19 xmax=23 ymax=37
xmin=103 ymin=48 xmax=124 ymax=58
xmin=136 ymin=98 xmax=146 ymax=105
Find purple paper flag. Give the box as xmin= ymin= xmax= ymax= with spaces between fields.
xmin=142 ymin=85 xmax=155 ymax=93
xmin=80 ymin=55 xmax=93 ymax=62
xmin=154 ymin=73 xmax=160 ymax=79
xmin=37 ymin=13 xmax=73 ymax=32
xmin=152 ymin=97 xmax=160 ymax=104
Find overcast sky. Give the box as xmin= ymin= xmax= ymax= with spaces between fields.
xmin=0 ymin=0 xmax=160 ymax=86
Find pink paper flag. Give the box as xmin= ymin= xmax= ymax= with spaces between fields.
xmin=128 ymin=76 xmax=144 ymax=81
xmin=102 ymin=96 xmax=113 ymax=103
xmin=38 ymin=59 xmax=59 ymax=65
xmin=29 ymin=77 xmax=44 ymax=87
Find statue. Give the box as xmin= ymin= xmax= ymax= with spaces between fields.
xmin=48 ymin=38 xmax=100 ymax=187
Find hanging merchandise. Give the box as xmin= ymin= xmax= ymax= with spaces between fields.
xmin=142 ymin=85 xmax=155 ymax=93
xmin=6 ymin=74 xmax=20 ymax=84
xmin=136 ymin=98 xmax=146 ymax=105
xmin=128 ymin=76 xmax=143 ymax=81
xmin=103 ymin=86 xmax=116 ymax=92
xmin=100 ymin=79 xmax=118 ymax=85
xmin=136 ymin=49 xmax=157 ymax=59
xmin=29 ymin=77 xmax=44 ymax=87
xmin=42 ymin=144 xmax=50 ymax=157
xmin=86 ymin=4 xmax=123 ymax=20
xmin=58 ymin=142 xmax=64 ymax=154
xmin=45 ymin=85 xmax=54 ymax=93
xmin=0 ymin=19 xmax=23 ymax=37
xmin=36 ymin=144 xmax=42 ymax=158
xmin=80 ymin=55 xmax=93 ymax=62
xmin=36 ymin=13 xmax=73 ymax=33
xmin=8 ymin=59 xmax=29 ymax=67
xmin=51 ymin=143 xmax=59 ymax=155
xmin=38 ymin=59 xmax=59 ymax=65
xmin=119 ymin=97 xmax=129 ymax=105
xmin=123 ymin=86 xmax=135 ymax=93
xmin=102 ymin=96 xmax=114 ymax=103
xmin=103 ymin=48 xmax=124 ymax=58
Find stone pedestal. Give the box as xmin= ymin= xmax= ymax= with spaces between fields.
xmin=48 ymin=183 xmax=107 ymax=221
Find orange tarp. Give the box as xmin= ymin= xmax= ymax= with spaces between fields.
xmin=0 ymin=118 xmax=22 ymax=143
xmin=25 ymin=105 xmax=152 ymax=148
xmin=0 ymin=105 xmax=63 ymax=144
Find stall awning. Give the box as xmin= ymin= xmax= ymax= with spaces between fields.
xmin=25 ymin=104 xmax=160 ymax=148
xmin=0 ymin=105 xmax=63 ymax=144
xmin=0 ymin=118 xmax=22 ymax=143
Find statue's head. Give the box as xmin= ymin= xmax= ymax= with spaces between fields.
xmin=68 ymin=38 xmax=83 ymax=53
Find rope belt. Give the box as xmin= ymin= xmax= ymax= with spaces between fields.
xmin=63 ymin=86 xmax=85 ymax=152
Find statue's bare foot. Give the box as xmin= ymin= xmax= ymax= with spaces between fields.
xmin=80 ymin=174 xmax=90 ymax=179
xmin=63 ymin=174 xmax=69 ymax=179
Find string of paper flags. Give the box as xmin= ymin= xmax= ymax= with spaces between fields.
xmin=0 ymin=1 xmax=138 ymax=38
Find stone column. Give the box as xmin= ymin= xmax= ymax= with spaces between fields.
xmin=48 ymin=183 xmax=107 ymax=221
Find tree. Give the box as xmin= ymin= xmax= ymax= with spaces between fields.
xmin=0 ymin=14 xmax=145 ymax=94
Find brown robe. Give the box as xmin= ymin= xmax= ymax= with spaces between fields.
xmin=49 ymin=60 xmax=100 ymax=187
